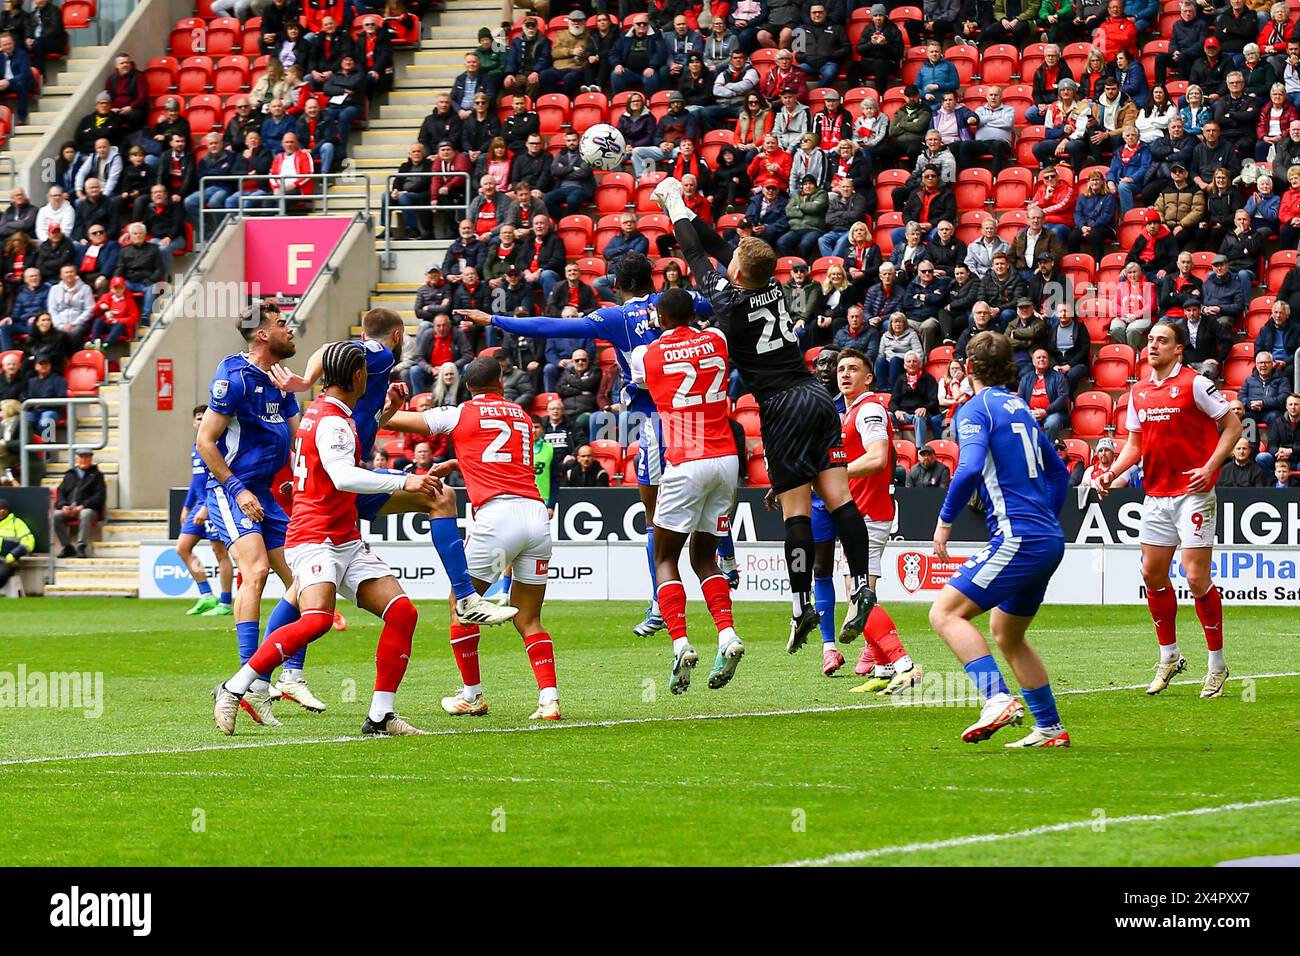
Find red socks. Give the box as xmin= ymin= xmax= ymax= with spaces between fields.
xmin=700 ymin=574 xmax=734 ymax=632
xmin=1145 ymin=585 xmax=1179 ymax=646
xmin=864 ymin=605 xmax=907 ymax=665
xmin=523 ymin=632 xmax=557 ymax=691
xmin=246 ymin=609 xmax=333 ymax=676
xmin=449 ymin=621 xmax=482 ymax=686
xmin=657 ymin=580 xmax=688 ymax=640
xmin=1194 ymin=586 xmax=1224 ymax=651
xmin=375 ymin=596 xmax=417 ymax=693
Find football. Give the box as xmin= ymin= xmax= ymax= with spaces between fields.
xmin=579 ymin=123 xmax=626 ymax=172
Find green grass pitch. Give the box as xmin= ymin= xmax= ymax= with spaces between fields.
xmin=1 ymin=598 xmax=1297 ymax=867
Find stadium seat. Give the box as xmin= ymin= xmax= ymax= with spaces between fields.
xmin=647 ymin=89 xmax=676 ymax=121
xmin=545 ymin=132 xmax=567 ymax=156
xmin=734 ymin=393 xmax=759 ymax=412
xmin=717 ymin=212 xmax=746 ymax=233
xmin=807 ymin=87 xmax=838 ymax=112
xmin=1003 ymin=84 xmax=1035 ymax=123
xmin=0 ymin=348 xmax=22 ymax=368
xmin=892 ymin=438 xmax=917 ymax=472
xmin=1188 ymin=250 xmax=1217 ymax=280
xmin=576 ymin=256 xmax=606 ymax=285
xmin=1097 ymin=251 xmax=1127 ymax=290
xmin=803 ymin=346 xmax=823 ymax=370
xmin=1267 ymin=250 xmax=1297 ymax=291
xmin=1223 ymin=341 xmax=1256 ymax=388
xmin=1058 ymin=253 xmax=1097 ymax=292
xmin=1246 ymin=295 xmax=1275 ymax=340
xmin=875 ymin=168 xmax=910 ymax=213
xmin=746 ymin=446 xmax=770 ymax=487
xmin=1062 ymin=42 xmax=1092 ymax=77
xmin=992 ymin=167 xmax=1033 ymax=211
xmin=170 ymin=18 xmax=207 ymax=57
xmin=955 ymin=167 xmax=992 ymax=211
xmin=594 ymin=213 xmax=624 ymax=254
xmin=145 ymin=56 xmax=179 ymax=96
xmin=980 ymin=44 xmax=1019 ymax=84
xmin=594 ymin=172 xmax=633 ymax=214
xmin=63 ymin=0 xmax=94 ymax=30
xmin=497 ymin=93 xmax=532 ymax=123
xmin=995 ymin=209 xmax=1029 ymax=244
xmin=242 ymin=17 xmax=263 ymax=55
xmin=608 ymin=90 xmax=633 ymax=125
xmin=1020 ymin=43 xmax=1047 ymax=82
xmin=775 ymin=256 xmax=805 ymax=283
xmin=1063 ymin=438 xmax=1091 ymax=469
xmin=843 ymin=87 xmax=877 ymax=116
xmin=1076 ymin=295 xmax=1109 ymax=342
xmin=1135 ymin=347 xmax=1151 ymax=381
xmin=637 ymin=213 xmax=672 ymax=247
xmin=955 ymin=210 xmax=986 ymax=245
xmin=946 ymin=44 xmax=979 ymax=84
xmin=1092 ymin=344 xmax=1136 ymax=389
xmin=962 ymin=84 xmax=991 ymax=110
xmin=880 ymin=85 xmax=908 ymax=119
xmin=571 ymin=91 xmax=607 ymax=130
xmin=186 ymin=94 xmax=222 ymax=137
xmin=874 ymin=211 xmax=904 ymax=254
xmin=531 ymin=392 xmax=561 ymax=418
xmin=734 ymin=406 xmax=762 ymax=439
xmin=634 ymin=172 xmax=668 ymax=213
xmin=622 ymin=457 xmax=638 ymax=485
xmin=66 ymin=350 xmax=106 ymax=398
xmin=214 ymin=55 xmax=250 ymax=95
xmin=652 ymin=257 xmax=686 ymax=286
xmin=177 ymin=56 xmax=214 ymax=96
xmin=928 ymin=439 xmax=959 ymax=476
xmin=206 ymin=16 xmax=241 ymax=56
xmin=1070 ymin=391 xmax=1114 ymax=439
xmin=699 ymin=128 xmax=736 ymax=168
xmin=810 ymin=256 xmax=842 ymax=284
xmin=535 ymin=93 xmax=572 ymax=135
xmin=1015 ymin=127 xmax=1045 ymax=169
xmin=557 ymin=214 xmax=593 ymax=258
xmin=1113 ymin=391 xmax=1131 ymax=440
xmin=1117 ymin=208 xmax=1150 ymax=250
xmin=900 ymin=46 xmax=927 ymax=85
xmin=926 ymin=344 xmax=954 ymax=380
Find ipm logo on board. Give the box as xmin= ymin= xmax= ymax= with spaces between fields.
xmin=152 ymin=548 xmax=193 ymax=597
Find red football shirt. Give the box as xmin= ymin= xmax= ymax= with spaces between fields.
xmin=1125 ymin=363 xmax=1230 ymax=497
xmin=631 ymin=326 xmax=734 ymax=465
xmin=423 ymin=395 xmax=541 ymax=510
xmin=841 ymin=391 xmax=895 ymax=521
xmin=286 ymin=395 xmax=363 ymax=547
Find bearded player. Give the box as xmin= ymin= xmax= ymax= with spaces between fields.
xmin=929 ymin=332 xmax=1072 ymax=748
xmin=628 ymin=288 xmax=744 ymax=694
xmin=384 ymin=356 xmax=561 ymax=720
xmin=653 ymin=177 xmax=878 ymax=650
xmin=1097 ymin=322 xmax=1241 ymax=698
xmin=214 ymin=343 xmax=438 ymax=736
xmin=835 ymin=348 xmax=921 ymax=696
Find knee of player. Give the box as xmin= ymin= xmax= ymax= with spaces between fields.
xmin=1184 ymin=567 xmax=1212 ymax=595
xmin=927 ymin=601 xmax=951 ymax=632
xmin=241 ymin=559 xmax=271 ymax=584
xmin=428 ymin=485 xmax=458 ymax=518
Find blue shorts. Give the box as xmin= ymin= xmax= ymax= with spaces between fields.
xmin=811 ymin=495 xmax=834 ymax=544
xmin=205 ymin=484 xmax=289 ymax=551
xmin=356 ymin=469 xmax=406 ymax=522
xmin=947 ymin=534 xmax=1065 ymax=618
xmin=636 ymin=414 xmax=666 ymax=486
xmin=179 ymin=514 xmax=215 ymax=540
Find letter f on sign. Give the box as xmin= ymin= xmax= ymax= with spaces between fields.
xmin=287 ymin=244 xmax=314 ymax=286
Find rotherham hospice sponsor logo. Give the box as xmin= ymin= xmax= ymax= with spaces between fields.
xmin=49 ymin=886 xmax=151 ymax=936
xmin=1136 ymin=404 xmax=1181 ymax=424
xmin=0 ymin=666 xmax=103 ymax=718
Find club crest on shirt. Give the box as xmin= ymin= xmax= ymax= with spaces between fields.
xmin=213 ymin=380 xmax=229 ymax=399
xmin=1170 ymin=385 xmax=1180 ymax=398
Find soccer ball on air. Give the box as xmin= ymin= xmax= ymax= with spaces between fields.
xmin=579 ymin=124 xmax=626 ymax=172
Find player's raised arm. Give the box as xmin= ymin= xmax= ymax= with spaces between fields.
xmin=455 ymin=307 xmax=598 ymax=339
xmin=269 ymin=342 xmax=327 ymax=393
xmin=314 ymin=414 xmax=438 ymax=496
xmin=655 ymin=182 xmax=731 ymax=291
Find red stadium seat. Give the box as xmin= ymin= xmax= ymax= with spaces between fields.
xmin=177 ymin=56 xmax=214 ymax=96
xmin=532 ymin=392 xmax=563 ymax=418
xmin=734 ymin=407 xmax=762 ymax=439
xmin=750 ymin=47 xmax=780 ymax=83
xmin=880 ymin=85 xmax=908 ymax=119
xmin=843 ymin=87 xmax=877 ymax=117
xmin=635 ymin=172 xmax=668 ymax=213
xmin=648 ymin=89 xmax=675 ymax=121
xmin=926 ymin=344 xmax=954 ymax=380
xmin=734 ymin=393 xmax=759 ymax=412
xmin=992 ymin=167 xmax=1034 ymax=211
xmin=803 ymin=346 xmax=823 ymax=370
xmin=700 ymin=128 xmax=736 ymax=168
xmin=955 ymin=209 xmax=987 ymax=245
xmin=892 ymin=439 xmax=917 ymax=472
xmin=1113 ymin=392 xmax=1131 ymax=440
xmin=637 ymin=213 xmax=671 ymax=247
xmin=145 ymin=56 xmax=179 ymax=96
xmin=557 ymin=214 xmax=593 ymax=258
xmin=775 ymin=256 xmax=805 ymax=283
xmin=717 ymin=212 xmax=746 ymax=233
xmin=1063 ymin=438 xmax=1091 ymax=469
xmin=622 ymin=457 xmax=638 ymax=485
xmin=1189 ymin=250 xmax=1217 ymax=280
xmin=63 ymin=0 xmax=95 ymax=30
xmin=242 ymin=18 xmax=263 ymax=55
xmin=955 ymin=167 xmax=992 ymax=211
xmin=746 ymin=446 xmax=771 ymax=487
xmin=1015 ymin=127 xmax=1045 ymax=169
xmin=576 ymin=256 xmax=606 ymax=285
xmin=1092 ymin=344 xmax=1136 ymax=389
xmin=1246 ymin=295 xmax=1275 ymax=339
xmin=900 ymin=46 xmax=926 ymax=85
xmin=928 ymin=439 xmax=959 ymax=476
xmin=946 ymin=44 xmax=979 ymax=84
xmin=594 ymin=172 xmax=633 ymax=214
xmin=1097 ymin=251 xmax=1127 ymax=290
xmin=1267 ymin=249 xmax=1297 ymax=291
xmin=498 ymin=94 xmax=531 ymax=124
xmin=652 ymin=257 xmax=686 ymax=286
xmin=186 ymin=94 xmax=222 ymax=137
xmin=535 ymin=93 xmax=571 ymax=135
xmin=1117 ymin=208 xmax=1149 ymax=250
xmin=66 ymin=350 xmax=106 ymax=398
xmin=594 ymin=213 xmax=624 ymax=254
xmin=963 ymin=84 xmax=991 ymax=110
xmin=1062 ymin=42 xmax=1092 ymax=78
xmin=214 ymin=55 xmax=250 ymax=95
xmin=170 ymin=19 xmax=206 ymax=57
xmin=875 ymin=168 xmax=910 ymax=213
xmin=608 ymin=90 xmax=633 ymax=125
xmin=874 ymin=211 xmax=904 ymax=253
xmin=1076 ymin=294 xmax=1110 ymax=342
xmin=995 ymin=209 xmax=1029 ymax=244
xmin=0 ymin=348 xmax=23 ymax=367
xmin=545 ymin=132 xmax=567 ymax=156
xmin=810 ymin=256 xmax=842 ymax=284
xmin=206 ymin=16 xmax=241 ymax=56
xmin=1058 ymin=253 xmax=1097 ymax=292
xmin=572 ymin=91 xmax=608 ymax=129
xmin=1070 ymin=391 xmax=1115 ymax=439
xmin=1020 ymin=43 xmax=1048 ymax=83
xmin=980 ymin=44 xmax=1019 ymax=85
xmin=1223 ymin=341 xmax=1256 ymax=388
xmin=1136 ymin=346 xmax=1151 ymax=381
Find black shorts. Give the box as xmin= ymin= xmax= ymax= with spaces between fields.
xmin=758 ymin=380 xmax=846 ymax=494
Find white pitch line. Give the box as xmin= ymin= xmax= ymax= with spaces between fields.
xmin=774 ymin=797 xmax=1300 ymax=867
xmin=1 ymin=671 xmax=1295 ymax=769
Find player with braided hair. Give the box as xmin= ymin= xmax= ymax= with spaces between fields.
xmin=214 ymin=341 xmax=442 ymax=736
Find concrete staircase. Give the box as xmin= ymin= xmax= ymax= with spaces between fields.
xmin=1 ymin=46 xmax=114 ymax=201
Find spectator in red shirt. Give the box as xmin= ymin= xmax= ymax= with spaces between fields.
xmin=746 ymin=134 xmax=793 ymax=193
xmin=1093 ymin=0 xmax=1139 ymax=64
xmin=87 ymin=275 xmax=140 ymax=347
xmin=1030 ymin=167 xmax=1077 ymax=241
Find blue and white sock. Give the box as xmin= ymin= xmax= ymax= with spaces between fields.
xmin=430 ymin=516 xmax=474 ymax=601
xmin=196 ymin=580 xmax=212 ymax=596
xmin=219 ymin=590 xmax=232 ymax=606
xmin=646 ymin=526 xmax=658 ymax=615
xmin=1022 ymin=683 xmax=1062 ymax=729
xmin=263 ymin=598 xmax=305 ymax=672
xmin=716 ymin=530 xmax=735 ymax=561
xmin=813 ymin=576 xmax=836 ymax=644
xmin=964 ymin=655 xmax=1010 ymax=701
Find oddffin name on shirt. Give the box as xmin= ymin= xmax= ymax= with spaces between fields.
xmin=478 ymin=402 xmax=529 ymax=422
xmin=662 ymin=337 xmax=721 ymax=363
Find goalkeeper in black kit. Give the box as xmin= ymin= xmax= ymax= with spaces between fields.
xmin=651 ymin=176 xmax=879 ymax=649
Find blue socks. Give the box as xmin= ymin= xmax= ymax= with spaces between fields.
xmin=264 ymin=598 xmax=305 ymax=671
xmin=645 ymin=526 xmax=657 ymax=600
xmin=430 ymin=516 xmax=474 ymax=601
xmin=813 ymin=576 xmax=836 ymax=644
xmin=236 ymin=621 xmax=260 ymax=666
xmin=964 ymin=655 xmax=1010 ymax=700
xmin=716 ymin=530 xmax=735 ymax=560
xmin=197 ymin=580 xmax=212 ymax=596
xmin=1023 ymin=683 xmax=1061 ymax=728
xmin=219 ymin=590 xmax=232 ymax=606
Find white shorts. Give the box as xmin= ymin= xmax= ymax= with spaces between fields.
xmin=1139 ymin=491 xmax=1217 ymax=549
xmin=865 ymin=518 xmax=890 ymax=578
xmin=653 ymin=455 xmax=739 ymax=536
xmin=465 ymin=495 xmax=553 ymax=585
xmin=286 ymin=539 xmax=393 ymax=604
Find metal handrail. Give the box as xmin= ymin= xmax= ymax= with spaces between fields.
xmin=198 ymin=171 xmax=373 ymax=245
xmin=381 ymin=170 xmax=472 ymax=267
xmin=19 ymin=397 xmax=110 ymax=484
